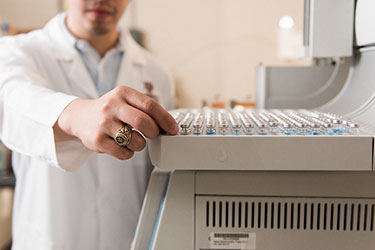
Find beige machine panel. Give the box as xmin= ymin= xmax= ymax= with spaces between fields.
xmin=149 ymin=135 xmax=373 ymax=171
xmin=196 ymin=196 xmax=375 ymax=250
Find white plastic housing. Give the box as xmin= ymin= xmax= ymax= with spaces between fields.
xmin=303 ymin=0 xmax=354 ymax=58
xmin=355 ymin=0 xmax=375 ymax=47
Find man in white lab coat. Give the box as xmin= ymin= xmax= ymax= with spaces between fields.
xmin=0 ymin=0 xmax=178 ymax=249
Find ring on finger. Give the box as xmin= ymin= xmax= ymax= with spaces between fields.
xmin=114 ymin=124 xmax=132 ymax=147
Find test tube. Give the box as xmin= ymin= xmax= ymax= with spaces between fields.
xmin=302 ymin=110 xmax=344 ymax=134
xmin=259 ymin=112 xmax=279 ymax=134
xmin=342 ymin=120 xmax=360 ymax=134
xmin=268 ymin=112 xmax=293 ymax=135
xmin=248 ymin=112 xmax=268 ymax=134
xmin=322 ymin=112 xmax=343 ymax=124
xmin=279 ymin=111 xmax=307 ymax=134
xmin=300 ymin=110 xmax=327 ymax=120
xmin=192 ymin=113 xmax=204 ymax=135
xmin=321 ymin=112 xmax=348 ymax=134
xmin=218 ymin=111 xmax=229 ymax=135
xmin=173 ymin=112 xmax=185 ymax=124
xmin=228 ymin=112 xmax=242 ymax=135
xmin=321 ymin=112 xmax=346 ymax=134
xmin=310 ymin=117 xmax=334 ymax=135
xmin=238 ymin=112 xmax=255 ymax=135
xmin=259 ymin=112 xmax=279 ymax=129
xmin=179 ymin=112 xmax=194 ymax=135
xmin=205 ymin=110 xmax=216 ymax=135
xmin=286 ymin=111 xmax=322 ymax=135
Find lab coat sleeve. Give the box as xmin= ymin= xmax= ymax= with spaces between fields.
xmin=0 ymin=39 xmax=91 ymax=171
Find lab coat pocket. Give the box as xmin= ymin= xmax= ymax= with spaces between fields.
xmin=17 ymin=222 xmax=65 ymax=250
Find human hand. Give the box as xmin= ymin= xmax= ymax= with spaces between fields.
xmin=54 ymin=86 xmax=178 ymax=160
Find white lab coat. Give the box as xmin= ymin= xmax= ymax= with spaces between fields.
xmin=0 ymin=14 xmax=174 ymax=250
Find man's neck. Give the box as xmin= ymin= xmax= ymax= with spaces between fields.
xmin=66 ymin=18 xmax=119 ymax=58
xmin=86 ymin=32 xmax=119 ymax=57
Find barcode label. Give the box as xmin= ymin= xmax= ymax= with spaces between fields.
xmin=214 ymin=233 xmax=249 ymax=239
xmin=210 ymin=232 xmax=256 ymax=250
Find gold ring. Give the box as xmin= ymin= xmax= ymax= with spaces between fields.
xmin=114 ymin=125 xmax=132 ymax=147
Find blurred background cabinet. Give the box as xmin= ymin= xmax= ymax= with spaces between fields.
xmin=0 ymin=142 xmax=13 ymax=250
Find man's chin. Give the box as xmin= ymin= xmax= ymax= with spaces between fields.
xmin=86 ymin=20 xmax=114 ymax=35
xmin=90 ymin=26 xmax=111 ymax=35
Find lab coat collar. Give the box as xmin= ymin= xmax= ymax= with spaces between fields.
xmin=44 ymin=13 xmax=146 ymax=66
xmin=43 ymin=13 xmax=147 ymax=98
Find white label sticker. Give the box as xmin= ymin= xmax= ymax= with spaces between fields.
xmin=210 ymin=232 xmax=256 ymax=250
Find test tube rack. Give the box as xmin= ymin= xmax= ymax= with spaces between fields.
xmin=148 ymin=109 xmax=373 ymax=171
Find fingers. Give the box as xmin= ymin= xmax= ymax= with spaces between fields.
xmin=115 ymin=87 xmax=178 ymax=135
xmin=100 ymin=138 xmax=134 ymax=160
xmin=117 ymin=105 xmax=160 ymax=139
xmin=126 ymin=131 xmax=146 ymax=152
xmin=94 ymin=128 xmax=145 ymax=161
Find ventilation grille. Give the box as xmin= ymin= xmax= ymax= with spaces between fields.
xmin=204 ymin=199 xmax=375 ymax=232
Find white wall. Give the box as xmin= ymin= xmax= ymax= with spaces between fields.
xmin=124 ymin=0 xmax=306 ymax=108
xmin=0 ymin=0 xmax=60 ymax=28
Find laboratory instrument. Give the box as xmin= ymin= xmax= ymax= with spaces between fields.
xmin=132 ymin=1 xmax=375 ymax=249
